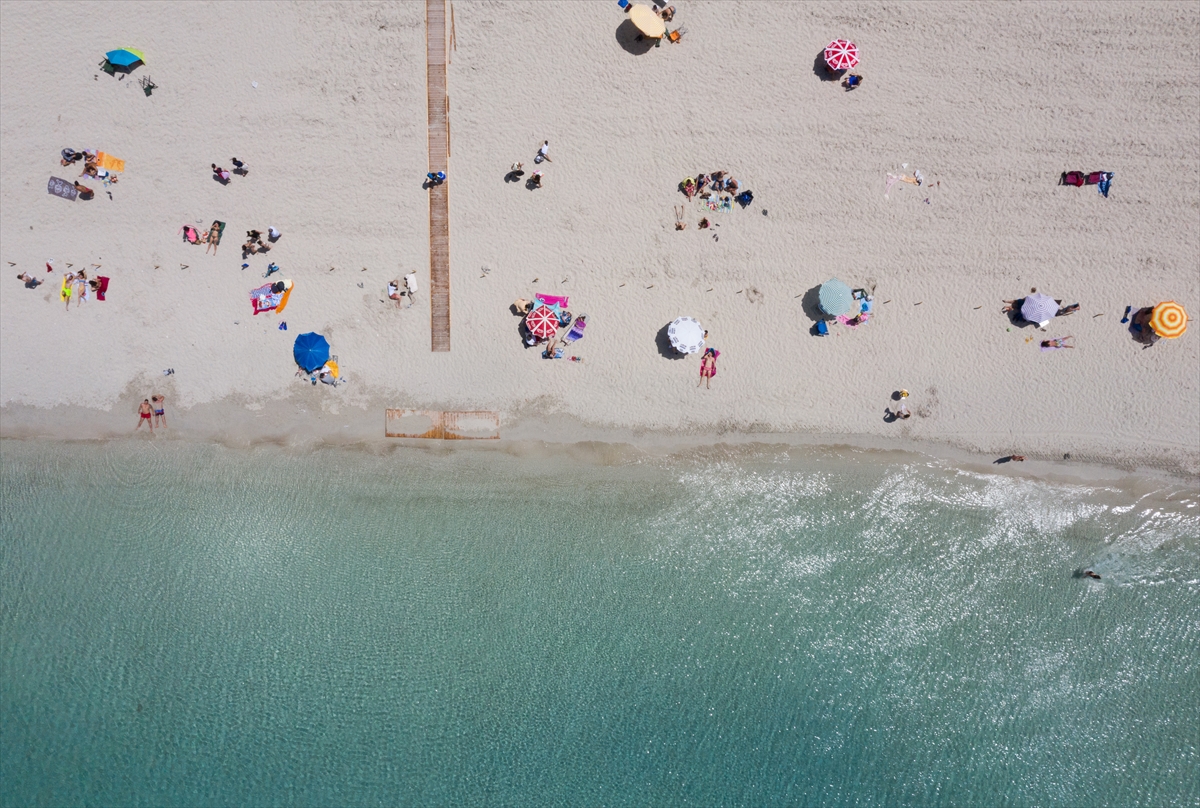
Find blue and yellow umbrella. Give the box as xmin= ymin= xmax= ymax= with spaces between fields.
xmin=105 ymin=48 xmax=147 ymax=68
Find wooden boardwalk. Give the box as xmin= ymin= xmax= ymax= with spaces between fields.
xmin=427 ymin=0 xmax=450 ymax=352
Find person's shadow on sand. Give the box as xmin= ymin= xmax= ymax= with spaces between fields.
xmin=505 ymin=169 xmax=524 ymax=184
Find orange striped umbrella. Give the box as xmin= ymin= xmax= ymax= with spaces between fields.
xmin=1149 ymin=301 xmax=1187 ymax=338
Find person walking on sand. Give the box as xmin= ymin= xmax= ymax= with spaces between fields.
xmin=151 ymin=395 xmax=167 ymax=428
xmin=17 ymin=272 xmax=42 ymax=289
xmin=536 ymin=140 xmax=551 ymax=163
xmin=212 ymin=163 xmax=231 ymax=183
xmin=698 ymin=347 xmax=718 ymax=389
xmin=137 ymin=399 xmax=154 ymax=432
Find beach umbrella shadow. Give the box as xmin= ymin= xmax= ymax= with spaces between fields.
xmin=616 ymin=19 xmax=657 ymax=55
xmin=813 ymin=51 xmax=842 ymax=81
xmin=655 ymin=323 xmax=687 ymax=359
xmin=800 ymin=285 xmax=827 ymax=322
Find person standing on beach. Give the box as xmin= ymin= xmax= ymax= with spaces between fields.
xmin=536 ymin=141 xmax=551 ymax=163
xmin=137 ymin=399 xmax=154 ymax=432
xmin=151 ymin=395 xmax=167 ymax=428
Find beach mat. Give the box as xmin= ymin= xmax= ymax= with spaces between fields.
xmin=47 ymin=176 xmax=78 ymax=201
xmin=212 ymin=221 xmax=226 ymax=244
xmin=96 ymin=275 xmax=109 ymax=301
xmin=96 ymin=152 xmax=125 ymax=172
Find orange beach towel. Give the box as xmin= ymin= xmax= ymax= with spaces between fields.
xmin=96 ymin=152 xmax=125 ymax=172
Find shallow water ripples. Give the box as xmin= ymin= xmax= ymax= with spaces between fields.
xmin=3 ymin=442 xmax=1198 ymax=807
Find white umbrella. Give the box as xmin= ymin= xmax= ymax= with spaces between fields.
xmin=668 ymin=317 xmax=705 ymax=354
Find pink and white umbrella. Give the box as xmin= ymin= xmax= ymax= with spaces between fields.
xmin=824 ymin=39 xmax=858 ymax=71
xmin=525 ymin=306 xmax=560 ymax=340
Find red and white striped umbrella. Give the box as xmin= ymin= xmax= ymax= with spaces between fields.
xmin=824 ymin=39 xmax=858 ymax=71
xmin=525 ymin=306 xmax=559 ymax=340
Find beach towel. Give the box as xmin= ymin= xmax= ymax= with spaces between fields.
xmin=1097 ymin=172 xmax=1113 ymax=198
xmin=96 ymin=276 xmax=109 ymax=301
xmin=47 ymin=176 xmax=79 ymax=201
xmin=96 ymin=152 xmax=125 ymax=172
xmin=250 ymin=279 xmax=292 ymax=314
xmin=536 ymin=293 xmax=568 ymax=308
xmin=836 ymin=312 xmax=870 ymax=329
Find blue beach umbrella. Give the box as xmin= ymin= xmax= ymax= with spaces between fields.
xmin=105 ymin=48 xmax=146 ymax=67
xmin=293 ymin=332 xmax=330 ymax=372
xmin=818 ymin=278 xmax=855 ymax=317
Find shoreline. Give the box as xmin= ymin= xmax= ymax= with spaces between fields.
xmin=3 ymin=396 xmax=1197 ymax=488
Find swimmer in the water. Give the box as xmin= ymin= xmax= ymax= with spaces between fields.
xmin=1083 ymin=570 xmax=1101 ymax=580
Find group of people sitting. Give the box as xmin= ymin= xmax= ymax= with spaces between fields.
xmin=242 ymin=227 xmax=281 ymax=259
xmin=683 ymin=170 xmax=740 ymax=199
xmin=60 ymin=149 xmax=115 ymax=199
xmin=387 ymin=274 xmax=419 ymax=307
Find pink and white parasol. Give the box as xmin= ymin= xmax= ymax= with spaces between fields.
xmin=525 ymin=306 xmax=560 ymax=340
xmin=824 ymin=39 xmax=859 ymax=71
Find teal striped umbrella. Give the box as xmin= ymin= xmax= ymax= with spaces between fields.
xmin=818 ymin=279 xmax=854 ymax=317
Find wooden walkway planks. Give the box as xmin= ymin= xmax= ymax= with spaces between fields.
xmin=427 ymin=0 xmax=451 ymax=352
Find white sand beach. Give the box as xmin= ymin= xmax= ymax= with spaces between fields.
xmin=1 ymin=1 xmax=1197 ymax=474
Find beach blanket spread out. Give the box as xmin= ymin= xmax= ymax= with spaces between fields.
xmin=96 ymin=152 xmax=125 ymax=172
xmin=47 ymin=176 xmax=79 ymax=200
xmin=250 ymin=280 xmax=292 ymax=315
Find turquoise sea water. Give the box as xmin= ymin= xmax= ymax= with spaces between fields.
xmin=1 ymin=439 xmax=1197 ymax=807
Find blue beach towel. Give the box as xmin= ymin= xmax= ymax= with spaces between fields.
xmin=1097 ymin=172 xmax=1113 ymax=198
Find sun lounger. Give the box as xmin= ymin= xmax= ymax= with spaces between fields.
xmin=562 ymin=314 xmax=587 ymax=343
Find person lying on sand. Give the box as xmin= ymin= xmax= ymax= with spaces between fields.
xmin=1041 ymin=336 xmax=1075 ymax=349
xmin=242 ymin=240 xmax=260 ymax=257
xmin=205 ymin=222 xmax=222 ymax=255
xmin=1056 ymin=303 xmax=1080 ymax=316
